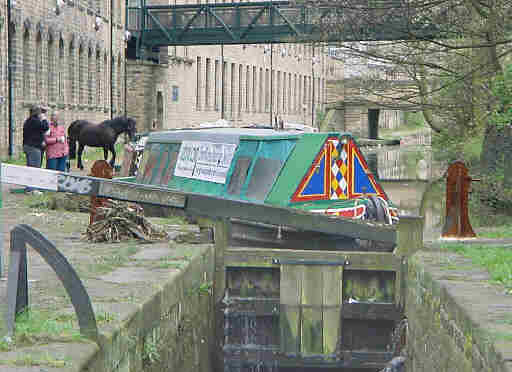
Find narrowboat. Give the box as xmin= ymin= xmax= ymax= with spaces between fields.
xmin=133 ymin=127 xmax=399 ymax=250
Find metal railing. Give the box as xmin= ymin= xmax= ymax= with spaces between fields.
xmin=126 ymin=0 xmax=441 ymax=48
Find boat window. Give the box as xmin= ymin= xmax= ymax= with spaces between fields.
xmin=245 ymin=158 xmax=284 ymax=201
xmin=136 ymin=143 xmax=161 ymax=184
xmin=161 ymin=151 xmax=178 ymax=186
xmin=153 ymin=150 xmax=170 ymax=185
xmin=227 ymin=156 xmax=252 ymax=196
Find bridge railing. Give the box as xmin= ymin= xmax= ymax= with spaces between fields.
xmin=128 ymin=2 xmax=309 ymax=32
xmin=127 ymin=0 xmax=442 ymax=47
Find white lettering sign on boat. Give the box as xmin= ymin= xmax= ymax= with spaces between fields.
xmin=174 ymin=141 xmax=236 ymax=184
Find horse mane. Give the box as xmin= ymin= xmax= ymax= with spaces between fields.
xmin=101 ymin=116 xmax=134 ymax=133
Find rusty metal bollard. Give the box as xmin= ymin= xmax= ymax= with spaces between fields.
xmin=89 ymin=160 xmax=113 ymax=225
xmin=441 ymin=160 xmax=478 ymax=239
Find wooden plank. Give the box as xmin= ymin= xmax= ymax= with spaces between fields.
xmin=342 ymin=303 xmax=401 ymax=321
xmin=322 ymin=266 xmax=342 ymax=354
xmin=280 ymin=264 xmax=302 ymax=354
xmin=225 ymin=247 xmax=402 ymax=271
xmin=98 ymin=178 xmax=187 ymax=207
xmin=301 ymin=266 xmax=323 ymax=354
xmin=214 ymin=218 xmax=230 ymax=372
xmin=230 ymin=218 xmax=359 ymax=251
xmin=343 ymin=270 xmax=396 ymax=303
xmin=186 ymin=194 xmax=397 ymax=243
xmin=223 ymin=299 xmax=401 ymax=321
xmin=395 ymin=256 xmax=403 ymax=309
xmin=224 ymin=298 xmax=280 ymax=317
xmin=400 ymin=257 xmax=408 ymax=311
xmin=1 ymin=165 xmax=396 ymax=243
xmin=224 ymin=349 xmax=393 ymax=369
xmin=214 ymin=218 xmax=230 ymax=303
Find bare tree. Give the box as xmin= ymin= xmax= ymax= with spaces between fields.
xmin=306 ymin=0 xmax=512 ymax=155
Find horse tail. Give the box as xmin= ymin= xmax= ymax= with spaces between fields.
xmin=68 ymin=121 xmax=79 ymax=159
xmin=69 ymin=138 xmax=77 ymax=159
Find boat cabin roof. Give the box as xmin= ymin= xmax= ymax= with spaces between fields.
xmin=147 ymin=127 xmax=311 ymax=144
xmin=137 ymin=128 xmax=388 ymax=212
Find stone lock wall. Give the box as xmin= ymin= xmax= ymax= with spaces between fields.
xmin=406 ymin=251 xmax=512 ymax=372
xmin=83 ymin=245 xmax=215 ymax=372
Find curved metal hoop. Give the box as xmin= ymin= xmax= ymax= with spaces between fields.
xmin=5 ymin=224 xmax=98 ymax=340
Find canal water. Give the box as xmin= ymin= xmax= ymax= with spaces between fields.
xmin=363 ymin=140 xmax=445 ymax=242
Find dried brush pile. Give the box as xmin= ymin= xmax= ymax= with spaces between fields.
xmin=85 ymin=201 xmax=169 ymax=243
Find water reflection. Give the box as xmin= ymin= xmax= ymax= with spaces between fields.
xmin=362 ymin=144 xmax=446 ymax=242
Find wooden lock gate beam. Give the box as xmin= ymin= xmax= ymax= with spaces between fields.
xmin=0 ymin=163 xmax=396 ymax=244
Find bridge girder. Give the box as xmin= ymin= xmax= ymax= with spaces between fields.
xmin=127 ymin=0 xmax=442 ymax=50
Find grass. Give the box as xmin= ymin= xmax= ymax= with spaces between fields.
xmin=153 ymin=260 xmax=188 ymax=270
xmin=0 ymin=142 xmax=125 ymax=168
xmin=15 ymin=309 xmax=79 ymax=337
xmin=0 ymin=308 xmax=86 ymax=351
xmin=95 ymin=310 xmax=117 ymax=324
xmin=76 ymin=142 xmax=125 ymax=165
xmin=476 ymin=223 xmax=512 ymax=239
xmin=379 ymin=112 xmax=429 ymax=140
xmin=21 ymin=192 xmax=53 ymax=209
xmin=0 ymin=352 xmax=71 ymax=367
xmin=150 ymin=215 xmax=189 ymax=226
xmin=89 ymin=243 xmax=140 ymax=275
xmin=0 ymin=154 xmax=26 ymax=166
xmin=441 ymin=243 xmax=512 ymax=293
xmin=494 ymin=313 xmax=512 ymax=326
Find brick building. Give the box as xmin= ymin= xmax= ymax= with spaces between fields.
xmin=0 ymin=0 xmax=343 ymax=157
xmin=0 ymin=0 xmax=126 ymax=157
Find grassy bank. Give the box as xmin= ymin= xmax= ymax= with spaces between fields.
xmin=379 ymin=112 xmax=429 ymax=140
xmin=441 ymin=243 xmax=512 ymax=294
xmin=1 ymin=143 xmax=125 ymax=169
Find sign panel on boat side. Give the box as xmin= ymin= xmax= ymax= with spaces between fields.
xmin=175 ymin=141 xmax=237 ymax=184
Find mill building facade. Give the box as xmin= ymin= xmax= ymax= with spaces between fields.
xmin=0 ymin=0 xmax=346 ymax=157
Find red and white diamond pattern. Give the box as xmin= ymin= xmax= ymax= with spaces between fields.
xmin=330 ymin=140 xmax=349 ymax=199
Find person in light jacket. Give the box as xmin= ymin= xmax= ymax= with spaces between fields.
xmin=45 ymin=111 xmax=69 ymax=172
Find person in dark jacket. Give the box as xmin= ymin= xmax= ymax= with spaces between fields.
xmin=22 ymin=104 xmax=50 ymax=193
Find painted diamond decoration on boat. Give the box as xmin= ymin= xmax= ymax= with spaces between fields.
xmin=291 ymin=136 xmax=386 ymax=202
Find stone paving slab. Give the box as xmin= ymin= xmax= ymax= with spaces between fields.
xmin=414 ymin=249 xmax=512 ymax=367
xmin=131 ymin=244 xmax=173 ymax=260
xmin=428 ymin=238 xmax=512 ymax=246
xmin=0 ymin=185 xmax=212 ymax=371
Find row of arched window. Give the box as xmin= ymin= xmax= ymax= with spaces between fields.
xmin=17 ymin=29 xmax=124 ymax=113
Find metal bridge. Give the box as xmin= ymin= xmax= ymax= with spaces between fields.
xmin=127 ymin=0 xmax=441 ymax=50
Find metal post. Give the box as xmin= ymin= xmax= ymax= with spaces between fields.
xmin=269 ymin=1 xmax=274 ymax=127
xmin=221 ymin=44 xmax=224 ymax=120
xmin=7 ymin=0 xmax=14 ymax=158
xmin=0 ymin=162 xmax=2 ymax=277
xmin=270 ymin=44 xmax=273 ymax=126
xmin=124 ymin=0 xmax=128 ymax=117
xmin=110 ymin=0 xmax=114 ymax=119
xmin=312 ymin=45 xmax=315 ymax=128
